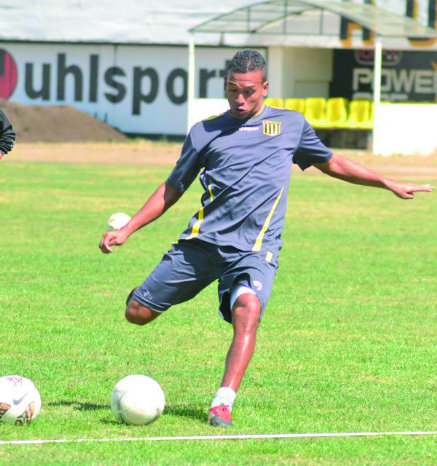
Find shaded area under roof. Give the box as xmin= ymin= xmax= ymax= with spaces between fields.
xmin=191 ymin=0 xmax=437 ymax=39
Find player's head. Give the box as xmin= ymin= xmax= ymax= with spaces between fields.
xmin=225 ymin=49 xmax=269 ymax=120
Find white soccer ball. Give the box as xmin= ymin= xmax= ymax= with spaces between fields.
xmin=107 ymin=212 xmax=131 ymax=231
xmin=0 ymin=375 xmax=41 ymax=425
xmin=111 ymin=374 xmax=165 ymax=426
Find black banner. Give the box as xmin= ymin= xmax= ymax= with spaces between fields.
xmin=330 ymin=49 xmax=437 ymax=102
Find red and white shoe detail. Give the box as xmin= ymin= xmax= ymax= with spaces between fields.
xmin=208 ymin=404 xmax=233 ymax=427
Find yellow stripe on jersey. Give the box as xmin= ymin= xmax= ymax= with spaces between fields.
xmin=186 ymin=184 xmax=213 ymax=240
xmin=202 ymin=113 xmax=225 ymax=122
xmin=252 ymin=187 xmax=284 ymax=252
xmin=186 ymin=207 xmax=204 ymax=240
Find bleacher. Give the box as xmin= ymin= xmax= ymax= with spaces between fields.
xmin=264 ymin=97 xmax=376 ymax=149
xmin=264 ymin=97 xmax=374 ymax=129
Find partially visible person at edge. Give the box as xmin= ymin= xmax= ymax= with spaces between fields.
xmin=0 ymin=108 xmax=16 ymax=160
xmin=99 ymin=49 xmax=433 ymax=428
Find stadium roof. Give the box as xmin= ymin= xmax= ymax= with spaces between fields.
xmin=0 ymin=0 xmax=435 ymax=46
xmin=191 ymin=0 xmax=437 ymax=39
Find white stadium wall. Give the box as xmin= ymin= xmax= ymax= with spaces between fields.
xmin=374 ymin=103 xmax=437 ymax=155
xmin=268 ymin=47 xmax=333 ymax=99
xmin=1 ymin=43 xmax=250 ymax=136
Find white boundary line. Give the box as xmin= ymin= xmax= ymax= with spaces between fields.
xmin=1 ymin=431 xmax=437 ymax=445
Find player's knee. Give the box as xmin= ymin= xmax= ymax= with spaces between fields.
xmin=125 ymin=302 xmax=144 ymax=325
xmin=232 ymin=295 xmax=261 ymax=333
xmin=125 ymin=300 xmax=158 ymax=325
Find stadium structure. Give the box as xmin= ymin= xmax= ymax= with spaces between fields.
xmin=0 ymin=0 xmax=436 ymax=154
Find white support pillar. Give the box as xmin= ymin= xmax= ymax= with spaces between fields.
xmin=372 ymin=38 xmax=382 ymax=155
xmin=267 ymin=46 xmax=285 ymax=98
xmin=187 ymin=33 xmax=196 ymax=134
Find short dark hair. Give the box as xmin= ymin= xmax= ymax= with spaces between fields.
xmin=226 ymin=49 xmax=267 ymax=79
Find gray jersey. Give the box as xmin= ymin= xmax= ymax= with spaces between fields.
xmin=167 ymin=105 xmax=332 ymax=252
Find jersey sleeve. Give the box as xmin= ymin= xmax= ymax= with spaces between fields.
xmin=0 ymin=110 xmax=16 ymax=155
xmin=293 ymin=119 xmax=332 ymax=170
xmin=166 ymin=132 xmax=204 ymax=193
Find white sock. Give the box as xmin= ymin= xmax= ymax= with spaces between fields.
xmin=211 ymin=387 xmax=236 ymax=411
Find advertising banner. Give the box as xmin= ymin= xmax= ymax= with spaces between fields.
xmin=0 ymin=44 xmax=248 ymax=136
xmin=330 ymin=49 xmax=437 ymax=101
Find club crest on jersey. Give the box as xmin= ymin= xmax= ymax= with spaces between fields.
xmin=262 ymin=120 xmax=281 ymax=136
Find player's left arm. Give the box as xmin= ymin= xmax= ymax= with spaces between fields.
xmin=313 ymin=154 xmax=433 ymax=199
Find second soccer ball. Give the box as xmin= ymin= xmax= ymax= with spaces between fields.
xmin=111 ymin=374 xmax=165 ymax=426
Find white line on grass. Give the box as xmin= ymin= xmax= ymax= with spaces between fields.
xmin=1 ymin=431 xmax=437 ymax=445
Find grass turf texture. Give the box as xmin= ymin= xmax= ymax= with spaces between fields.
xmin=0 ymin=156 xmax=436 ymax=464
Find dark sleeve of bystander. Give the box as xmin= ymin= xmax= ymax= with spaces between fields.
xmin=0 ymin=108 xmax=16 ymax=157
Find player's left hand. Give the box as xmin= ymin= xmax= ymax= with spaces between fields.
xmin=0 ymin=153 xmax=3 ymax=160
xmin=387 ymin=180 xmax=433 ymax=199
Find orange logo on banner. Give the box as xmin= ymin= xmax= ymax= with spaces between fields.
xmin=340 ymin=22 xmax=375 ymax=48
xmin=408 ymin=0 xmax=436 ymax=47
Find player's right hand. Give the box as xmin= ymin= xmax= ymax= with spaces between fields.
xmin=99 ymin=230 xmax=128 ymax=254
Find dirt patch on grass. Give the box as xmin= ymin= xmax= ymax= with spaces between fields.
xmin=5 ymin=141 xmax=437 ymax=180
xmin=8 ymin=141 xmax=180 ymax=165
xmin=0 ymin=101 xmax=127 ymax=143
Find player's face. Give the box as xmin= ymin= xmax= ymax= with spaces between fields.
xmin=226 ymin=70 xmax=269 ymax=120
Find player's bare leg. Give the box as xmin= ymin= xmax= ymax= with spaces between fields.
xmin=209 ymin=293 xmax=261 ymax=427
xmin=125 ymin=299 xmax=161 ymax=325
xmin=223 ymin=293 xmax=261 ymax=389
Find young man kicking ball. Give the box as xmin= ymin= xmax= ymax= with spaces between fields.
xmin=99 ymin=49 xmax=433 ymax=428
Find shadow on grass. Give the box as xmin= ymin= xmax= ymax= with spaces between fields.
xmin=49 ymin=401 xmax=206 ymax=423
xmin=48 ymin=400 xmax=108 ymax=411
xmin=164 ymin=404 xmax=206 ymax=422
xmin=100 ymin=405 xmax=206 ymax=426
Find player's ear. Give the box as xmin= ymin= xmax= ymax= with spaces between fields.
xmin=224 ymin=76 xmax=228 ymax=91
xmin=262 ymin=80 xmax=269 ymax=98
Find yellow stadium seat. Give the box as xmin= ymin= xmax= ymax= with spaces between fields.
xmin=341 ymin=100 xmax=373 ymax=129
xmin=264 ymin=98 xmax=284 ymax=108
xmin=325 ymin=97 xmax=348 ymax=128
xmin=304 ymin=97 xmax=329 ymax=128
xmin=362 ymin=102 xmax=374 ymax=130
xmin=284 ymin=98 xmax=306 ymax=114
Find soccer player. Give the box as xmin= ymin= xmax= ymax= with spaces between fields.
xmin=0 ymin=108 xmax=15 ymax=160
xmin=99 ymin=49 xmax=433 ymax=428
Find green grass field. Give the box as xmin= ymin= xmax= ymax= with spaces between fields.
xmin=0 ymin=155 xmax=436 ymax=464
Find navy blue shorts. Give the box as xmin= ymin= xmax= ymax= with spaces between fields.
xmin=132 ymin=239 xmax=279 ymax=323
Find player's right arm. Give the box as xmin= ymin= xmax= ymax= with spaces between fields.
xmin=99 ymin=182 xmax=182 ymax=254
xmin=100 ymin=127 xmax=205 ymax=254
